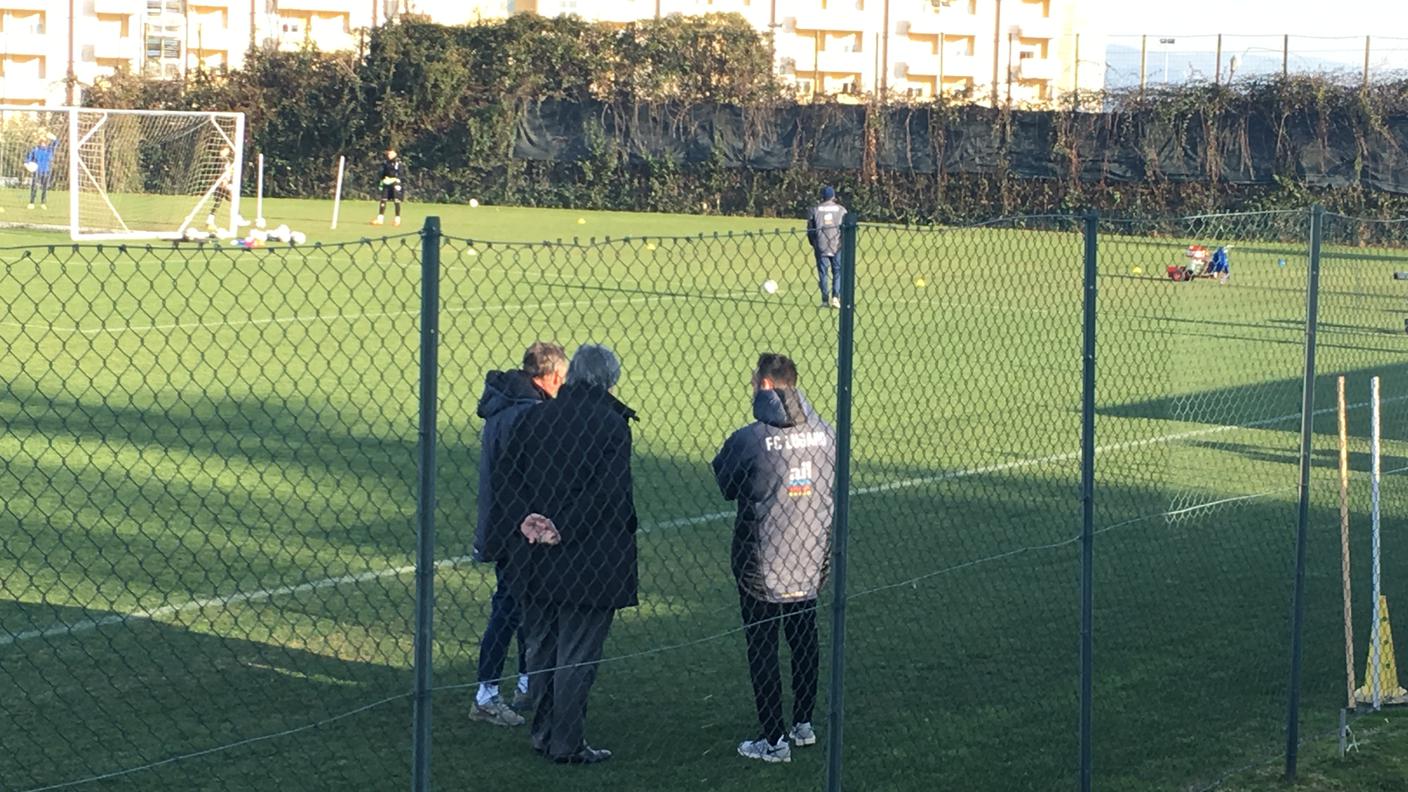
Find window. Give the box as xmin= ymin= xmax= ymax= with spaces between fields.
xmin=145 ymin=36 xmax=180 ymax=59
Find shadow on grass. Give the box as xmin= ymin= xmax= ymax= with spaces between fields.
xmin=0 ymin=600 xmax=412 ymax=792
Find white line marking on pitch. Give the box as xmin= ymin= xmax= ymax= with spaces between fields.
xmin=6 ymin=293 xmax=670 ymax=337
xmin=6 ymin=394 xmax=1404 ymax=649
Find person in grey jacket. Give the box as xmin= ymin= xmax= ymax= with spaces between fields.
xmin=806 ymin=186 xmax=847 ymax=308
xmin=470 ymin=341 xmax=568 ymax=728
xmin=712 ymin=353 xmax=836 ymax=764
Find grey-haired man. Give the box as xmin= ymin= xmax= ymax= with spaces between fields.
xmin=495 ymin=344 xmax=639 ymax=765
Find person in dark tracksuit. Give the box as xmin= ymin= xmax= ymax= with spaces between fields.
xmin=471 ymin=342 xmax=568 ymax=728
xmin=494 ymin=344 xmax=639 ymax=765
xmin=806 ymin=186 xmax=847 ymax=309
xmin=712 ymin=353 xmax=836 ymax=764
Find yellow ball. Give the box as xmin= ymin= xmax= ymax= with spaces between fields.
xmin=1131 ymin=266 xmax=1143 ymax=275
xmin=913 ymin=276 xmax=927 ymax=288
xmin=577 ymin=217 xmax=587 ymax=224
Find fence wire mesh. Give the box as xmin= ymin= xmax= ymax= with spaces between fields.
xmin=0 ymin=236 xmax=424 ymax=791
xmin=2 ymin=207 xmax=1407 ymax=792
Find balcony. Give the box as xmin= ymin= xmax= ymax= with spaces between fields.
xmin=275 ymin=0 xmax=355 ymax=14
xmin=0 ymin=74 xmax=52 ymax=103
xmin=2 ymin=37 xmax=49 ymax=56
xmin=904 ymin=9 xmax=979 ymax=37
xmin=1009 ymin=14 xmax=1058 ymax=40
xmin=92 ymin=0 xmax=137 ymax=13
xmin=94 ymin=36 xmax=140 ymax=60
xmin=789 ymin=8 xmax=868 ymax=34
xmin=815 ymin=48 xmax=868 ymax=74
xmin=1013 ymin=57 xmax=1057 ymax=81
xmin=900 ymin=52 xmax=979 ymax=78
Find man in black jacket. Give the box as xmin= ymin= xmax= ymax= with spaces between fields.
xmin=470 ymin=342 xmax=567 ymax=728
xmin=712 ymin=353 xmax=836 ymax=764
xmin=494 ymin=344 xmax=639 ymax=764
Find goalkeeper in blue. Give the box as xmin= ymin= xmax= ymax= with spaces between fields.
xmin=373 ymin=149 xmax=403 ymax=227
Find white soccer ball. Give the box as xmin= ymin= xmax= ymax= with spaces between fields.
xmin=762 ymin=279 xmax=778 ymax=295
xmin=271 ymin=224 xmax=292 ymax=243
xmin=290 ymin=231 xmax=307 ymax=245
xmin=469 ymin=198 xmax=480 ymax=208
xmin=23 ymin=161 xmax=38 ymax=174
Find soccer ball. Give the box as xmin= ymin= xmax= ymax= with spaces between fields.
xmin=271 ymin=224 xmax=292 ymax=243
xmin=762 ymin=279 xmax=778 ymax=295
xmin=290 ymin=231 xmax=307 ymax=245
xmin=469 ymin=198 xmax=480 ymax=208
xmin=23 ymin=161 xmax=38 ymax=174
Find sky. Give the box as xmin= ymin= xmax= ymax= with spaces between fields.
xmin=1089 ymin=0 xmax=1403 ymax=38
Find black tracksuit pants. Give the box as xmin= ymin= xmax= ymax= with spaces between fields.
xmin=739 ymin=590 xmax=819 ymax=744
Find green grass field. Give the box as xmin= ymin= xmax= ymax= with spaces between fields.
xmin=3 ymin=198 xmax=1408 ymax=791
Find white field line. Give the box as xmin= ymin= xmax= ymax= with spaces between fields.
xmin=2 ymin=291 xmax=667 ymax=338
xmin=0 ymin=555 xmax=470 ymax=649
xmin=5 ymin=388 xmax=1379 ymax=648
xmin=6 ymin=394 xmax=1404 ymax=650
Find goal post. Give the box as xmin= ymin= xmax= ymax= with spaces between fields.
xmin=1 ymin=105 xmax=244 ymax=241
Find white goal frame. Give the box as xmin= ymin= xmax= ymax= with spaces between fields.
xmin=1 ymin=105 xmax=244 ymax=241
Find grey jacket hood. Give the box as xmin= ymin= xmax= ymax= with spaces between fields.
xmin=752 ymin=387 xmax=815 ymax=429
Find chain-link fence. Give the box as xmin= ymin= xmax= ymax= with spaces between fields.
xmin=1104 ymin=34 xmax=1408 ymax=92
xmin=2 ymin=207 xmax=1406 ymax=792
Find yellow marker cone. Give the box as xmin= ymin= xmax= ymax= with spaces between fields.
xmin=1355 ymin=595 xmax=1408 ymax=705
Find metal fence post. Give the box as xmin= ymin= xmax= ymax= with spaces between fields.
xmin=411 ymin=216 xmax=442 ymax=792
xmin=1079 ymin=211 xmax=1098 ymax=792
xmin=825 ymin=212 xmax=859 ymax=792
xmin=1285 ymin=203 xmax=1324 ymax=782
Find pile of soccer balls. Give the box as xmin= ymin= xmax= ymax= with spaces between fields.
xmin=183 ymin=223 xmax=306 ymax=247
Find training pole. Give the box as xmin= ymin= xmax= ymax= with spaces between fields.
xmin=255 ymin=152 xmax=265 ymax=227
xmin=1339 ymin=377 xmax=1356 ymax=709
xmin=330 ymin=155 xmax=346 ymax=230
xmin=1370 ymin=376 xmax=1383 ymax=709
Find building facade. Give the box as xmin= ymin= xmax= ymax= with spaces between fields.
xmin=0 ymin=0 xmax=1099 ymax=107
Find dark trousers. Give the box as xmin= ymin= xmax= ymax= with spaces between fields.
xmin=29 ymin=171 xmax=51 ymax=205
xmin=475 ymin=560 xmax=526 ymax=687
xmin=815 ymin=253 xmax=841 ymax=302
xmin=521 ymin=599 xmax=614 ymax=758
xmin=740 ymin=590 xmax=819 ymax=744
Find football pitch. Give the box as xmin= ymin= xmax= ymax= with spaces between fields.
xmin=2 ymin=198 xmax=1407 ymax=791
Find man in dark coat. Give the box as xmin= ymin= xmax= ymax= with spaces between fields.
xmin=494 ymin=343 xmax=639 ymax=764
xmin=470 ymin=342 xmax=567 ymax=728
xmin=806 ymin=186 xmax=847 ymax=309
xmin=712 ymin=353 xmax=836 ymax=764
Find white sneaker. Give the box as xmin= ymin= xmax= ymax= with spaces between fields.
xmin=738 ymin=737 xmax=790 ymax=763
xmin=469 ymin=696 xmax=525 ymax=727
xmin=789 ymin=722 xmax=817 ymax=747
xmin=829 ymin=296 xmax=841 ymax=309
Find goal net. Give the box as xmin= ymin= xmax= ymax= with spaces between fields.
xmin=0 ymin=106 xmax=244 ymax=241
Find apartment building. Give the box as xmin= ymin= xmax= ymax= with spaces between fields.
xmin=0 ymin=0 xmax=1098 ymax=106
xmin=0 ymin=0 xmax=386 ymax=104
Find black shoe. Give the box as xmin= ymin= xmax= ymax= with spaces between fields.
xmin=531 ymin=740 xmax=547 ymax=756
xmin=551 ymin=744 xmax=612 ymax=764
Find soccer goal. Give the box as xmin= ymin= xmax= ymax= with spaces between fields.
xmin=0 ymin=106 xmax=244 ymax=241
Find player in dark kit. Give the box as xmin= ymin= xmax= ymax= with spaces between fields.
xmin=373 ymin=149 xmax=403 ymax=227
xmin=206 ymin=146 xmax=235 ymax=229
